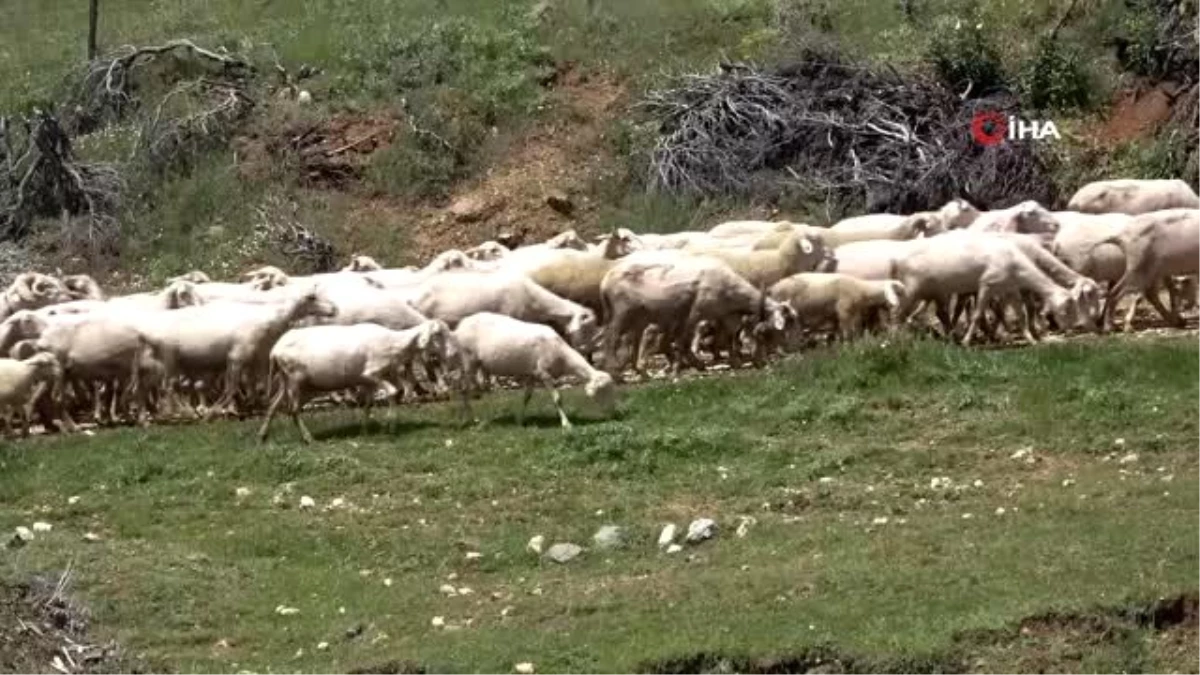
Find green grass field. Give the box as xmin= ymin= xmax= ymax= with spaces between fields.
xmin=1 ymin=336 xmax=1196 ymax=672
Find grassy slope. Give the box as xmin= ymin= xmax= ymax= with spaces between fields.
xmin=0 ymin=336 xmax=1195 ymax=672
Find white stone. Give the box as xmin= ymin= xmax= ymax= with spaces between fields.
xmin=299 ymin=496 xmax=316 ymax=510
xmin=526 ymin=535 xmax=545 ymax=554
xmin=31 ymin=522 xmax=52 ymax=533
xmin=1118 ymin=453 xmax=1139 ymax=465
xmin=666 ymin=544 xmax=683 ymax=554
xmin=439 ymin=584 xmax=458 ymax=597
xmin=735 ymin=516 xmax=756 ymax=538
xmin=431 ymin=616 xmax=446 ymax=628
xmin=872 ymin=517 xmax=889 ymax=525
xmin=545 ymin=543 xmax=583 ymax=564
xmin=515 ymin=663 xmax=535 ymax=674
xmin=686 ymin=518 xmax=717 ymax=543
xmin=657 ymin=524 xmax=677 ymax=548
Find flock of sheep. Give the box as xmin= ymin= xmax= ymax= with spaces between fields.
xmin=0 ymin=177 xmax=1195 ymax=441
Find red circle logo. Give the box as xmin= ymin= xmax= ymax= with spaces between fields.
xmin=971 ymin=111 xmax=1008 ymax=146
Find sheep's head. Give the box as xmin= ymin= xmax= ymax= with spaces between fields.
xmin=7 ymin=273 xmax=71 ymax=309
xmin=465 ymin=241 xmax=509 ymax=261
xmin=0 ymin=310 xmax=47 ymax=354
xmin=343 ymin=255 xmax=383 ymax=272
xmin=295 ymin=288 xmax=338 ymax=320
xmin=243 ymin=266 xmax=289 ymax=290
xmin=63 ymin=274 xmax=104 ymax=300
xmin=585 ymin=370 xmax=617 ymax=413
xmin=1069 ymin=278 xmax=1103 ymax=331
xmin=1013 ymin=201 xmax=1059 ymax=235
xmin=940 ymin=198 xmax=980 ymax=229
xmin=427 ymin=250 xmax=472 ymax=273
xmin=597 ymin=229 xmax=641 ymax=259
xmin=544 ymin=229 xmax=588 ymax=251
xmin=566 ymin=309 xmax=600 ymax=350
xmin=164 ymin=280 xmax=203 ymax=309
xmin=904 ymin=212 xmax=944 ymax=238
xmin=781 ymin=234 xmax=827 ymax=273
xmin=23 ymin=351 xmax=61 ymax=379
xmin=1046 ymin=288 xmax=1080 ymax=330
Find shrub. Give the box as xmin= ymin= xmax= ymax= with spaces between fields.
xmin=926 ymin=16 xmax=1006 ymax=96
xmin=1019 ymin=35 xmax=1095 ymax=112
xmin=1113 ymin=0 xmax=1199 ymax=81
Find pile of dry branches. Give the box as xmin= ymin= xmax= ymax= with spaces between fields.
xmin=640 ymin=53 xmax=1055 ymax=214
xmin=0 ymin=112 xmax=122 ymax=250
xmin=253 ymin=195 xmax=338 ymax=273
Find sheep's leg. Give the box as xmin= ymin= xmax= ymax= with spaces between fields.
xmin=517 ymin=386 xmax=534 ymax=426
xmin=456 ymin=360 xmax=477 ymax=426
xmin=1141 ymin=280 xmax=1184 ymax=328
xmin=287 ymin=384 xmax=315 ymax=444
xmin=962 ymin=286 xmax=992 ymax=346
xmin=258 ymin=386 xmax=286 ymax=442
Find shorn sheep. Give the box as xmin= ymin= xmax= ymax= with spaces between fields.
xmin=453 ymin=312 xmax=615 ymax=429
xmin=768 ymin=273 xmax=906 ymax=341
xmin=260 ymin=319 xmax=460 ymax=443
xmin=0 ymin=352 xmax=63 ymax=437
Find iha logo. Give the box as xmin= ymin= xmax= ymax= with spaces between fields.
xmin=970 ymin=111 xmax=1061 ymax=146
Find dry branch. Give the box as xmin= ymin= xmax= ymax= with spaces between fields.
xmin=639 ymin=51 xmax=1055 ymax=213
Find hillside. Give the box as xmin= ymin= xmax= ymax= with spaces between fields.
xmin=0 ymin=0 xmax=1196 ymax=283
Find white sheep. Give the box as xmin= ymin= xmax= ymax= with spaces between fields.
xmin=1067 ymin=179 xmax=1200 ymax=215
xmin=453 ymin=312 xmax=615 ymax=429
xmin=1097 ymin=208 xmax=1200 ymax=331
xmin=260 ymin=320 xmax=459 ymax=443
xmin=966 ymin=200 xmax=1061 ymax=235
xmin=692 ymin=232 xmax=833 ymax=288
xmin=0 ymin=352 xmax=63 ymax=437
xmin=768 ymin=273 xmax=907 ymax=341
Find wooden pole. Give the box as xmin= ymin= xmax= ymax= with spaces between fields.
xmin=87 ymin=0 xmax=99 ymax=60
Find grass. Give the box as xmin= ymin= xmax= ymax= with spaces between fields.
xmin=0 ymin=335 xmax=1196 ymax=672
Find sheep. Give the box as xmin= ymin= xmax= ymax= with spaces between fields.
xmin=0 ymin=352 xmax=64 ymax=437
xmin=966 ymin=200 xmax=1061 ymax=235
xmin=168 ymin=270 xmax=213 ymax=284
xmin=408 ymin=270 xmax=600 ymax=350
xmin=997 ymin=232 xmax=1104 ymax=332
xmin=708 ymin=219 xmax=808 ymax=238
xmin=453 ymin=312 xmax=615 ymax=429
xmin=693 ymin=233 xmax=832 ymax=288
xmin=465 ymin=241 xmax=511 ymax=261
xmin=259 ymin=319 xmax=459 ymax=443
xmin=768 ymin=273 xmax=907 ymax=341
xmin=890 ymin=231 xmax=1079 ymax=345
xmin=0 ymin=273 xmax=73 ymax=320
xmin=1 ymin=311 xmax=151 ymax=426
xmin=360 ymin=250 xmax=473 ymax=289
xmin=62 ymin=274 xmax=105 ymax=301
xmin=614 ymin=229 xmax=713 ymax=251
xmin=1096 ymin=208 xmax=1200 ymax=331
xmin=342 ymin=255 xmax=384 ymax=272
xmin=1067 ymin=179 xmax=1200 ymax=215
xmin=497 ymin=231 xmax=638 ymax=317
xmin=599 ymin=254 xmax=792 ymax=374
xmin=135 ymin=288 xmax=338 ymax=417
xmin=828 ymin=198 xmax=981 ymax=239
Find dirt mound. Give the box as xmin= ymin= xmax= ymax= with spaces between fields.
xmin=1096 ymin=82 xmax=1178 ymax=145
xmin=281 ymin=114 xmax=399 ymax=189
xmin=0 ymin=572 xmax=145 ymax=674
xmin=405 ymin=66 xmax=626 ymax=261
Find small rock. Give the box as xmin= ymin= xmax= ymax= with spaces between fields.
xmin=685 ymin=518 xmax=717 ymax=543
xmin=439 ymin=584 xmax=458 ymax=597
xmin=383 ymin=578 xmax=393 ymax=587
xmin=501 ymin=606 xmax=514 ymax=617
xmin=464 ymin=551 xmax=483 ymax=561
xmin=1118 ymin=452 xmax=1139 ymax=465
xmin=930 ymin=476 xmax=951 ymax=490
xmin=972 ymin=479 xmax=983 ymax=488
xmin=82 ymin=532 xmax=101 ymax=543
xmin=10 ymin=526 xmax=34 ymax=547
xmin=666 ymin=544 xmax=683 ymax=554
xmin=735 ymin=516 xmax=756 ymax=538
xmin=1062 ymin=478 xmax=1076 ymax=487
xmin=275 ymin=605 xmax=300 ymax=616
xmin=31 ymin=521 xmax=52 ymax=533
xmin=961 ymin=513 xmax=973 ymax=520
xmin=544 ymin=190 xmax=574 ymax=216
xmin=457 ymin=587 xmax=474 ymax=596
xmin=329 ymin=497 xmax=346 ymax=509
xmin=316 ymin=641 xmax=329 ymax=651
xmin=817 ymin=476 xmax=834 ymax=484
xmin=995 ymin=507 xmax=1006 ymax=516
xmin=515 ymin=662 xmax=535 ymax=674
xmin=1010 ymin=447 xmax=1032 ymax=461
xmin=526 ymin=535 xmax=545 ymax=554
xmin=872 ymin=516 xmax=889 ymax=525
xmin=592 ymin=525 xmax=625 ymax=550
xmin=545 ymin=543 xmax=583 ymax=564
xmin=449 ymin=195 xmax=495 ymax=223
xmin=67 ymin=496 xmax=80 ymax=505
xmin=657 ymin=524 xmax=677 ymax=548
xmin=235 ymin=487 xmax=251 ymax=499
xmin=299 ymin=496 xmax=316 ymax=510
xmin=297 ymin=90 xmax=313 ymax=105
xmin=345 ymin=623 xmax=364 ymax=640
xmin=431 ymin=616 xmax=446 ymax=628
xmin=1114 ymin=438 xmax=1126 ymax=448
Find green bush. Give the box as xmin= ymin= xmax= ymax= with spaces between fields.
xmin=1019 ymin=35 xmax=1095 ymax=112
xmin=926 ymin=16 xmax=1006 ymax=96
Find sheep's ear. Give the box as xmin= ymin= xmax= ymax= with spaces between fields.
xmin=800 ymin=238 xmax=814 ymax=254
